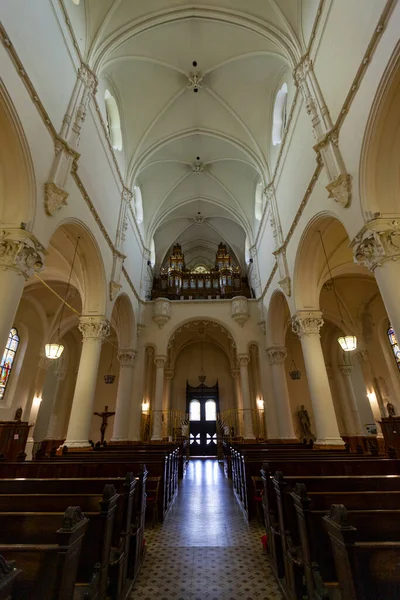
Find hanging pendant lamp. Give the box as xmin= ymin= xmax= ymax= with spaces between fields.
xmin=45 ymin=237 xmax=80 ymax=359
xmin=319 ymin=232 xmax=356 ymax=352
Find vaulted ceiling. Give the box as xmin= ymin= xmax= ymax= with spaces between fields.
xmin=66 ymin=0 xmax=321 ymax=268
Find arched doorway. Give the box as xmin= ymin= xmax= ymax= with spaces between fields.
xmin=187 ymin=380 xmax=219 ymax=456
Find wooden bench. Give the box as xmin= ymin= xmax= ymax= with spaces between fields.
xmin=0 ymin=506 xmax=88 ymax=600
xmin=0 ymin=470 xmax=147 ymax=600
xmin=324 ymin=503 xmax=400 ymax=599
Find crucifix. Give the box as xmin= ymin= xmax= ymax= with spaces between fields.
xmin=93 ymin=405 xmax=115 ymax=445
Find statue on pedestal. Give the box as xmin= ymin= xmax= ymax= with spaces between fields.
xmin=297 ymin=405 xmax=316 ymax=443
xmin=14 ymin=407 xmax=22 ymax=422
xmin=387 ymin=402 xmax=396 ymax=417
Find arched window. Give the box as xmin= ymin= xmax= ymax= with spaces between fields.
xmin=190 ymin=400 xmax=201 ymax=421
xmin=272 ymin=82 xmax=288 ymax=146
xmin=0 ymin=328 xmax=20 ymax=400
xmin=205 ymin=400 xmax=216 ymax=421
xmin=255 ymin=181 xmax=264 ymax=221
xmin=150 ymin=238 xmax=156 ymax=267
xmin=71 ymin=0 xmax=80 ymax=4
xmin=134 ymin=186 xmax=144 ymax=224
xmin=104 ymin=89 xmax=123 ymax=151
xmin=388 ymin=325 xmax=400 ymax=371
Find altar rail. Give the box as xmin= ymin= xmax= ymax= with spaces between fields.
xmin=141 ymin=411 xmax=189 ymax=442
xmin=218 ymin=409 xmax=266 ymax=441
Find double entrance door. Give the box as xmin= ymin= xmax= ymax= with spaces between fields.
xmin=187 ymin=382 xmax=219 ymax=456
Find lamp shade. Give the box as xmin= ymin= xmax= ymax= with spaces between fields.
xmin=45 ymin=343 xmax=64 ymax=360
xmin=338 ymin=335 xmax=357 ymax=352
xmin=289 ymin=370 xmax=301 ymax=380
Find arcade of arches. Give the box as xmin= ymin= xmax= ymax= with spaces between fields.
xmin=0 ymin=1 xmax=399 ymax=455
xmin=1 ymin=2 xmax=400 ymax=598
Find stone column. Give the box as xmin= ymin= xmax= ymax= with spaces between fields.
xmin=111 ymin=349 xmax=137 ymax=442
xmin=164 ymin=369 xmax=174 ymax=411
xmin=237 ymin=354 xmax=255 ymax=439
xmin=339 ymin=365 xmax=363 ymax=435
xmin=266 ymin=346 xmax=297 ymax=440
xmin=46 ymin=366 xmax=67 ymax=439
xmin=0 ymin=229 xmax=45 ymax=354
xmin=151 ymin=356 xmax=166 ymax=441
xmin=353 ymin=219 xmax=400 ymax=341
xmin=231 ymin=368 xmax=243 ymax=436
xmin=64 ymin=316 xmax=110 ymax=447
xmin=292 ymin=312 xmax=343 ymax=446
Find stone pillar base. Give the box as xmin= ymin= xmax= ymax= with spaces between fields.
xmin=314 ymin=437 xmax=345 ymax=450
xmin=267 ymin=438 xmax=300 ymax=444
xmin=63 ymin=440 xmax=92 ymax=449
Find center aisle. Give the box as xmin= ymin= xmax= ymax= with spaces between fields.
xmin=131 ymin=459 xmax=283 ymax=600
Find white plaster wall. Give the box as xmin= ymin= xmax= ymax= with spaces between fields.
xmin=172 ymin=342 xmax=234 ymax=413
xmin=0 ymin=0 xmax=76 ymax=132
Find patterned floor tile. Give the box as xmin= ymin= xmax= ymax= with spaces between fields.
xmin=131 ymin=459 xmax=282 ymax=600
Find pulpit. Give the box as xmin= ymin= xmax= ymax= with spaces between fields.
xmin=0 ymin=421 xmax=31 ymax=460
xmin=379 ymin=416 xmax=400 ymax=453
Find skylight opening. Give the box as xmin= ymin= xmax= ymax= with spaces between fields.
xmin=105 ymin=89 xmax=122 ymax=151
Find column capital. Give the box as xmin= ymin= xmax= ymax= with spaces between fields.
xmin=292 ymin=311 xmax=324 ymax=339
xmin=0 ymin=229 xmax=45 ymax=279
xmin=352 ymin=218 xmax=400 ymax=271
xmin=266 ymin=346 xmax=287 ymax=365
xmin=339 ymin=364 xmax=353 ymax=376
xmin=118 ymin=349 xmax=137 ymax=368
xmin=78 ymin=316 xmax=110 ymax=341
xmin=154 ymin=355 xmax=167 ymax=369
xmin=164 ymin=369 xmax=174 ymax=380
xmin=237 ymin=354 xmax=250 ymax=368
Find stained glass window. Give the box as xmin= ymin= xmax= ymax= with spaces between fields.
xmin=0 ymin=328 xmax=19 ymax=401
xmin=388 ymin=326 xmax=400 ymax=371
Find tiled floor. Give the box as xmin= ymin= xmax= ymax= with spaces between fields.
xmin=131 ymin=459 xmax=283 ymax=600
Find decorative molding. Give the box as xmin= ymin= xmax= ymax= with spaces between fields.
xmin=294 ymin=54 xmax=352 ymax=208
xmin=187 ymin=72 xmax=203 ymax=91
xmin=339 ymin=365 xmax=353 ymax=377
xmin=192 ymin=162 xmax=205 ymax=175
xmin=230 ymin=368 xmax=240 ymax=379
xmin=0 ymin=228 xmax=45 ymax=279
xmin=137 ymin=323 xmax=146 ymax=337
xmin=118 ymin=349 xmax=137 ymax=368
xmin=292 ymin=311 xmax=324 ymax=338
xmin=109 ymin=281 xmax=122 ymax=301
xmin=153 ymin=298 xmax=171 ymax=329
xmin=164 ymin=369 xmax=174 ymax=380
xmin=352 ymin=218 xmax=400 ymax=271
xmin=237 ymin=354 xmax=250 ymax=368
xmin=266 ymin=346 xmax=287 ymax=366
xmin=278 ymin=276 xmax=291 ymax=297
xmin=154 ymin=356 xmax=167 ymax=369
xmin=0 ymin=23 xmax=145 ymax=304
xmin=62 ymin=506 xmax=86 ymax=530
xmin=326 ymin=172 xmax=352 ymax=208
xmin=231 ymin=296 xmax=249 ymax=327
xmin=257 ymin=320 xmax=266 ymax=335
xmin=44 ymin=181 xmax=69 ymax=216
xmin=78 ymin=316 xmax=110 ymax=341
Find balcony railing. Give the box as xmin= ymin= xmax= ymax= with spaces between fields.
xmin=141 ymin=410 xmax=189 ymax=442
xmin=218 ymin=409 xmax=266 ymax=441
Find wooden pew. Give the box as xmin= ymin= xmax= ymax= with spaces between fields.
xmin=0 ymin=506 xmax=88 ymax=600
xmin=0 ymin=554 xmax=22 ymax=600
xmin=276 ymin=475 xmax=400 ymax=600
xmin=324 ymin=503 xmax=400 ymax=599
xmin=0 ymin=471 xmax=146 ymax=600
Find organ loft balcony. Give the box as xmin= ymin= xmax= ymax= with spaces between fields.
xmin=151 ymin=242 xmax=251 ymax=301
